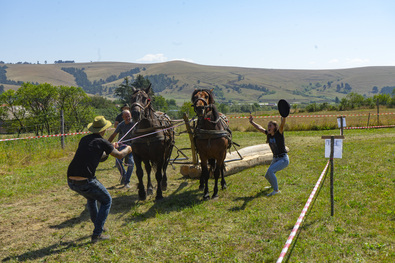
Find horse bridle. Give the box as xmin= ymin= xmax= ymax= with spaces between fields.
xmin=192 ymin=91 xmax=213 ymax=116
xmin=131 ymin=92 xmax=152 ymax=120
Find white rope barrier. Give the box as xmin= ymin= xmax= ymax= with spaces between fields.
xmin=276 ymin=160 xmax=330 ymax=263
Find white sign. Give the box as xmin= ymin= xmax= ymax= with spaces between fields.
xmin=325 ymin=139 xmax=343 ymax=158
xmin=337 ymin=117 xmax=346 ymax=128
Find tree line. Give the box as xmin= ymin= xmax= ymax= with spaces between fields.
xmin=1 ymin=76 xmax=394 ymax=136
xmin=302 ymin=92 xmax=395 ymax=112
xmin=0 ymin=83 xmax=96 ymax=135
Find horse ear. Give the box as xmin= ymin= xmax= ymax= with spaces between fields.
xmin=145 ymin=84 xmax=151 ymax=94
xmin=209 ymin=89 xmax=215 ymax=104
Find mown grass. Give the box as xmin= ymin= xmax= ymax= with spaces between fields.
xmin=0 ymin=119 xmax=394 ymax=262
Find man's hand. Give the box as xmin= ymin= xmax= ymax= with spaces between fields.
xmin=112 ymin=142 xmax=119 ymax=149
xmin=125 ymin=145 xmax=132 ymax=154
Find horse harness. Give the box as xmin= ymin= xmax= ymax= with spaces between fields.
xmin=193 ymin=110 xmax=233 ymax=150
xmin=131 ymin=107 xmax=174 ymax=146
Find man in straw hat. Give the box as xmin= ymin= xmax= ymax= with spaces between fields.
xmin=67 ymin=116 xmax=132 ymax=243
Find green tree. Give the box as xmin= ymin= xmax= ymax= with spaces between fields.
xmin=217 ymin=103 xmax=229 ymax=114
xmin=373 ymin=94 xmax=391 ymax=105
xmin=153 ymin=95 xmax=168 ymax=112
xmin=17 ymin=83 xmax=58 ymax=135
xmin=133 ymin=75 xmax=151 ymax=90
xmin=345 ymin=92 xmax=364 ymax=108
xmin=57 ymin=86 xmax=95 ymax=132
xmin=178 ymin=101 xmax=195 ymax=119
xmin=115 ymin=75 xmax=152 ymax=104
xmin=339 ymin=98 xmax=349 ymax=111
xmin=89 ymin=95 xmax=118 ymax=121
xmin=0 ymin=89 xmax=28 ymax=134
xmin=114 ymin=77 xmax=136 ymax=104
xmin=166 ymin=99 xmax=177 ymax=107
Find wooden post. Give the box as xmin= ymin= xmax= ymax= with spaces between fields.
xmin=60 ymin=110 xmax=65 ymax=149
xmin=367 ymin=112 xmax=370 ymax=127
xmin=338 ymin=116 xmax=344 ymax=136
xmin=183 ymin=113 xmax=198 ymax=165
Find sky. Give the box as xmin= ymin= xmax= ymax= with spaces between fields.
xmin=1 ymin=0 xmax=395 ymax=70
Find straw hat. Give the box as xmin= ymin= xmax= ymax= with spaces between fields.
xmin=87 ymin=116 xmax=112 ymax=133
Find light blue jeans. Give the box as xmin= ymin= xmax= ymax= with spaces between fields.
xmin=265 ymin=154 xmax=289 ymax=191
xmin=116 ymin=145 xmax=134 ymax=184
xmin=68 ymin=178 xmax=112 ymax=236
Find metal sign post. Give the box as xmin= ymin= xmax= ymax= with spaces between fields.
xmin=321 ymin=135 xmax=344 ymax=216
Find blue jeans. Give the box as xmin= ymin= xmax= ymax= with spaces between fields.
xmin=115 ymin=145 xmax=134 ymax=184
xmin=68 ymin=178 xmax=112 ymax=236
xmin=265 ymin=154 xmax=289 ymax=191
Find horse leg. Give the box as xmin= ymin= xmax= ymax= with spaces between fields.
xmin=200 ymin=159 xmax=210 ymax=200
xmin=221 ymin=164 xmax=227 ymax=190
xmin=199 ymin=166 xmax=205 ymax=191
xmin=155 ymin=161 xmax=164 ymax=200
xmin=144 ymin=160 xmax=153 ymax=196
xmin=161 ymin=141 xmax=173 ymax=192
xmin=161 ymin=167 xmax=167 ymax=192
xmin=134 ymin=157 xmax=146 ymax=201
xmin=212 ymin=164 xmax=220 ymax=199
xmin=161 ymin=155 xmax=169 ymax=192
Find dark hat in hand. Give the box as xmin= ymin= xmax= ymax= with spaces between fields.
xmin=278 ymin=99 xmax=290 ymax=117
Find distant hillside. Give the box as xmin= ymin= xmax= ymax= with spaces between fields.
xmin=1 ymin=61 xmax=395 ymax=105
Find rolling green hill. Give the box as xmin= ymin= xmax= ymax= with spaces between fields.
xmin=1 ymin=61 xmax=395 ymax=105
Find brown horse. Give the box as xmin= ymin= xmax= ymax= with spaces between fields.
xmin=130 ymin=86 xmax=174 ymax=200
xmin=191 ymin=89 xmax=231 ymax=200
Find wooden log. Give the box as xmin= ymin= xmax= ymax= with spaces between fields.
xmin=224 ymin=153 xmax=272 ymax=176
xmin=180 ymin=144 xmax=290 ymax=178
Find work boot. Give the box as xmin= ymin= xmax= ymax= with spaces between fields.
xmin=91 ymin=234 xmax=110 ymax=243
xmin=120 ymin=176 xmax=125 ymax=185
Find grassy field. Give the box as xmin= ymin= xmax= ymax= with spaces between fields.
xmin=0 ymin=118 xmax=394 ymax=262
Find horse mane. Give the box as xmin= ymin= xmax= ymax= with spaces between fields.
xmin=209 ymin=104 xmax=220 ymax=122
xmin=191 ymin=89 xmax=215 ymax=105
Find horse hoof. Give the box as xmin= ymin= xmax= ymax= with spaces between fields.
xmin=147 ymin=188 xmax=153 ymax=195
xmin=222 ymin=184 xmax=227 ymax=190
xmin=161 ymin=183 xmax=167 ymax=191
xmin=211 ymin=195 xmax=219 ymax=200
xmin=199 ymin=185 xmax=204 ymax=191
xmin=203 ymin=194 xmax=210 ymax=201
xmin=138 ymin=190 xmax=147 ymax=200
xmin=155 ymin=195 xmax=164 ymax=201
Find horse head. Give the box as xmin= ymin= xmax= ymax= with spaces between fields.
xmin=191 ymin=89 xmax=215 ymax=117
xmin=130 ymin=86 xmax=152 ymax=122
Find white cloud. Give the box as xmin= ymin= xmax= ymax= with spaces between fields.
xmin=328 ymin=59 xmax=340 ymax=64
xmin=136 ymin=53 xmax=195 ymax=64
xmin=345 ymin=58 xmax=370 ymax=65
xmin=170 ymin=58 xmax=194 ymax=63
xmin=137 ymin=54 xmax=168 ymax=63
